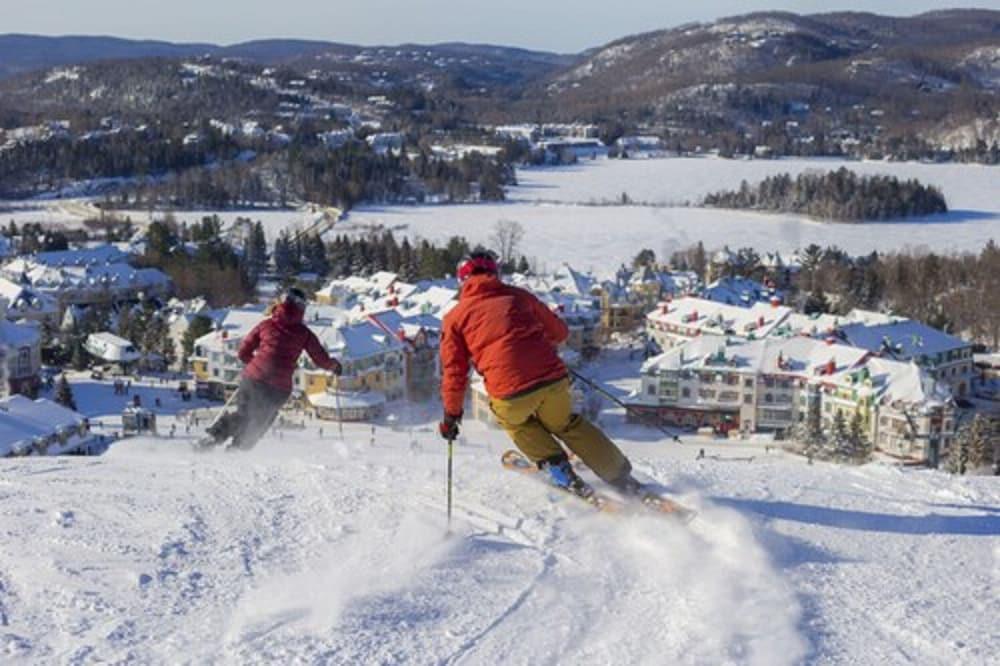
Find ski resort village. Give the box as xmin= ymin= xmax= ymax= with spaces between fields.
xmin=1 ymin=6 xmax=999 ymax=664
xmin=0 ymin=221 xmax=995 ymax=467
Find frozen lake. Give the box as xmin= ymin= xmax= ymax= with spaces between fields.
xmin=344 ymin=156 xmax=1000 ymax=276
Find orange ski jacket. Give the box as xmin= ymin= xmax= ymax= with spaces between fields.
xmin=440 ymin=274 xmax=569 ymax=416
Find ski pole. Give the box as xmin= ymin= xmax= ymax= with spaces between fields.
xmin=446 ymin=436 xmax=454 ymax=534
xmin=568 ymin=368 xmax=683 ymax=443
xmin=333 ymin=374 xmax=344 ymax=440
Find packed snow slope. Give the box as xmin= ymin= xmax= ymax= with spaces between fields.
xmin=0 ymin=420 xmax=997 ymax=665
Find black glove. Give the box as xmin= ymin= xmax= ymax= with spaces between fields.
xmin=439 ymin=411 xmax=462 ymax=440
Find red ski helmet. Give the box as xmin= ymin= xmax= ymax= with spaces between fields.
xmin=456 ymin=250 xmax=499 ymax=283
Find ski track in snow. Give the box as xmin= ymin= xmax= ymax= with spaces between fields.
xmin=0 ymin=423 xmax=997 ymax=665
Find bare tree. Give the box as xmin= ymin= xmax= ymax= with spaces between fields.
xmin=490 ymin=219 xmax=524 ymax=267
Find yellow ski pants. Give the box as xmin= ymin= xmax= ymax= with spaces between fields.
xmin=490 ymin=378 xmax=629 ymax=483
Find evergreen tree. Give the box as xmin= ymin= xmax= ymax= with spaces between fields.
xmin=242 ymin=221 xmax=268 ymax=286
xmin=953 ymin=414 xmax=994 ymax=474
xmin=830 ymin=411 xmax=850 ymax=460
xmin=305 ymin=235 xmax=330 ymax=276
xmin=161 ymin=337 xmax=177 ymax=369
xmin=71 ymin=339 xmax=89 ymax=371
xmin=632 ymin=248 xmax=656 ymax=269
xmin=848 ymin=412 xmax=872 ymax=463
xmin=55 ymin=375 xmax=77 ymax=411
xmin=947 ymin=430 xmax=970 ymax=475
xmin=966 ymin=414 xmax=993 ymax=471
xmin=182 ymin=315 xmax=214 ymax=362
xmin=273 ymin=233 xmax=296 ymax=276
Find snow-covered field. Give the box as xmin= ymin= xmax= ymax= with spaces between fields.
xmin=344 ymin=157 xmax=1000 ymax=276
xmin=0 ymin=413 xmax=996 ymax=665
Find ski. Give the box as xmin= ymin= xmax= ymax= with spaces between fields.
xmin=501 ymin=449 xmax=625 ymax=513
xmin=502 ymin=449 xmax=696 ymax=523
xmin=191 ymin=388 xmax=241 ymax=452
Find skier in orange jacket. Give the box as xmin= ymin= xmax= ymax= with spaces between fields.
xmin=439 ymin=250 xmax=639 ymax=497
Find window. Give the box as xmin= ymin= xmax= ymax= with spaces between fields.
xmin=764 ymin=393 xmax=773 ymax=404
xmin=681 ymin=387 xmax=691 ymax=398
xmin=647 ymin=385 xmax=656 ymax=396
xmin=744 ymin=378 xmax=754 ymax=388
xmin=16 ymin=347 xmax=31 ymax=374
xmin=744 ymin=394 xmax=753 ymax=404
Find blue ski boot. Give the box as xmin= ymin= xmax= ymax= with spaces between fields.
xmin=541 ymin=455 xmax=594 ymax=499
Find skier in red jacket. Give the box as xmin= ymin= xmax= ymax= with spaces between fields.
xmin=200 ymin=287 xmax=342 ymax=450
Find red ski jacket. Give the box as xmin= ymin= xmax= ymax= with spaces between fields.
xmin=240 ymin=302 xmax=337 ymax=393
xmin=440 ymin=274 xmax=569 ymax=417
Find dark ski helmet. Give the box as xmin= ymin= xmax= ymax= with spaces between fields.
xmin=284 ymin=287 xmax=308 ymax=309
xmin=456 ymin=250 xmax=499 ymax=283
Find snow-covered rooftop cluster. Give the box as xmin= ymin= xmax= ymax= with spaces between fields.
xmin=0 ymin=394 xmax=93 ymax=458
xmin=647 ymin=296 xmax=793 ymax=340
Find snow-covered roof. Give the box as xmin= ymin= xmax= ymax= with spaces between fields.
xmin=369 ymin=271 xmax=398 ymax=291
xmin=701 ymin=276 xmax=779 ymax=306
xmin=840 ymin=321 xmax=971 ymax=361
xmin=647 ymin=296 xmax=791 ymax=340
xmin=370 ymin=310 xmax=443 ymax=338
xmin=642 ymin=336 xmax=869 ymax=379
xmin=0 ymin=395 xmax=84 ymax=457
xmin=85 ymin=332 xmax=140 ymax=362
xmin=844 ymin=309 xmax=905 ymax=327
xmin=627 ymin=266 xmax=697 ymax=294
xmin=31 ymin=245 xmax=130 ymax=267
xmin=864 ymin=357 xmax=952 ymax=408
xmin=314 ymin=319 xmax=405 ymax=361
xmin=397 ymin=286 xmax=457 ymax=317
xmin=194 ymin=307 xmax=265 ymax=350
xmin=2 ymin=260 xmax=169 ymax=292
xmin=305 ymin=304 xmax=351 ymax=327
xmin=0 ymin=319 xmax=41 ymax=348
xmin=308 ymin=391 xmax=386 ymax=409
xmin=0 ymin=277 xmax=59 ymax=316
xmin=778 ymin=312 xmax=847 ymax=339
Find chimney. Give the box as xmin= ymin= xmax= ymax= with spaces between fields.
xmin=757 ymin=315 xmax=765 ymax=328
xmin=826 ymin=358 xmax=836 ymax=375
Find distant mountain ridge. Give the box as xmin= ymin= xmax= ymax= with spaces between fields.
xmin=0 ymin=34 xmax=574 ymax=80
xmin=1 ymin=9 xmax=997 ymax=154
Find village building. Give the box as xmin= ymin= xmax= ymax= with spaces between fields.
xmin=0 ymin=316 xmax=42 ymax=397
xmin=84 ymin=332 xmax=142 ymax=371
xmin=0 ymin=277 xmax=60 ymax=326
xmin=614 ymin=135 xmax=668 ymax=158
xmin=367 ymin=310 xmax=441 ymax=402
xmin=1 ymin=246 xmax=171 ymax=313
xmin=0 ymin=395 xmax=99 ymax=457
xmin=538 ymin=138 xmax=607 ymax=163
xmin=629 ymin=335 xmax=956 ymax=462
xmin=839 ymin=320 xmax=976 ymax=397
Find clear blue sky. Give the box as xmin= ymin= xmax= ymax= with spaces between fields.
xmin=4 ymin=1 xmax=1000 ymax=52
